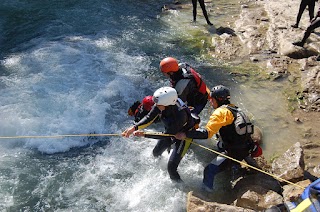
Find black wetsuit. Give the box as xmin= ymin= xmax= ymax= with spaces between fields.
xmin=134 ymin=99 xmax=195 ymax=181
xmin=133 ymin=105 xmax=150 ymax=123
xmin=294 ymin=0 xmax=316 ymax=27
xmin=295 ymin=9 xmax=320 ymax=46
xmin=192 ymin=0 xmax=213 ymax=25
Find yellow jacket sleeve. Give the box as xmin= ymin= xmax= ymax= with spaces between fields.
xmin=205 ymin=107 xmax=234 ymax=138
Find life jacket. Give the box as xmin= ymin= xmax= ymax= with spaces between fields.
xmin=227 ymin=105 xmax=254 ymax=136
xmin=128 ymin=101 xmax=141 ymax=116
xmin=218 ymin=105 xmax=254 ymax=150
xmin=161 ymin=98 xmax=195 ymax=134
xmin=179 ymin=63 xmax=208 ymax=96
xmin=128 ymin=103 xmax=147 ymax=123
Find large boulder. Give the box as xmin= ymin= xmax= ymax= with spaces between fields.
xmin=272 ymin=142 xmax=305 ymax=182
xmin=235 ymin=190 xmax=283 ymax=211
xmin=282 ymin=179 xmax=311 ymax=202
xmin=186 ymin=142 xmax=318 ymax=211
xmin=187 ymin=191 xmax=254 ymax=212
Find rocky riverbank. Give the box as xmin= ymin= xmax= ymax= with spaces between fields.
xmin=163 ymin=0 xmax=319 ymax=210
xmin=217 ymin=0 xmax=320 ymax=179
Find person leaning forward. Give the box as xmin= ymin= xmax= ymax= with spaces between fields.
xmin=175 ymin=85 xmax=262 ymax=192
xmin=122 ymin=87 xmax=195 ymax=182
xmin=128 ymin=95 xmax=157 ymax=123
xmin=159 ymin=57 xmax=209 ymax=116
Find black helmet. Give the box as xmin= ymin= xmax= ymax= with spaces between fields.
xmin=210 ymin=85 xmax=230 ymax=105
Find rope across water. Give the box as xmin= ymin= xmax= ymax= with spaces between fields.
xmin=0 ymin=131 xmax=306 ymax=189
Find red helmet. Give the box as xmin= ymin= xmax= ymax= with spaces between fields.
xmin=159 ymin=57 xmax=179 ymax=73
xmin=142 ymin=96 xmax=154 ymax=111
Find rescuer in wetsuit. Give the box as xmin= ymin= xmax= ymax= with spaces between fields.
xmin=159 ymin=57 xmax=209 ymax=116
xmin=291 ymin=0 xmax=317 ymax=28
xmin=175 ymin=85 xmax=262 ymax=192
xmin=293 ymin=5 xmax=320 ymax=48
xmin=192 ymin=0 xmax=213 ymax=25
xmin=123 ymin=87 xmax=195 ymax=182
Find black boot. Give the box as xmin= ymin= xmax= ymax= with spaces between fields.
xmin=292 ymin=41 xmax=304 ymax=47
xmin=207 ymin=21 xmax=213 ymax=26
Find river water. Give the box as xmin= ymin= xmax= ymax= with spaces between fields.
xmin=0 ymin=0 xmax=306 ymax=211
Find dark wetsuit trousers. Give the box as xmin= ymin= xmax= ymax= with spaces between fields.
xmin=295 ymin=0 xmax=316 ymax=25
xmin=190 ymin=101 xmax=207 ymax=116
xmin=192 ymin=0 xmax=211 ymax=24
xmin=153 ymin=137 xmax=192 ymax=181
xmin=300 ymin=17 xmax=320 ymax=45
xmin=203 ymin=147 xmax=251 ymax=189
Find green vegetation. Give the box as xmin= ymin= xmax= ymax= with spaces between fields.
xmin=283 ymin=63 xmax=303 ymax=112
xmin=176 ymin=31 xmax=213 ymax=54
xmin=172 ymin=22 xmax=304 ymax=113
xmin=269 ymin=153 xmax=280 ymax=163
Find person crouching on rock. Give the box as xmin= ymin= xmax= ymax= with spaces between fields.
xmin=175 ymin=85 xmax=262 ymax=192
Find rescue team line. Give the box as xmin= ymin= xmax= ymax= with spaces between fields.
xmin=0 ymin=133 xmax=122 ymax=139
xmin=0 ymin=131 xmax=305 ymax=190
xmin=0 ymin=132 xmax=164 ymax=139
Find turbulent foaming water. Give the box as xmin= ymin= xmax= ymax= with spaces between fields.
xmin=0 ymin=0 xmax=305 ymax=211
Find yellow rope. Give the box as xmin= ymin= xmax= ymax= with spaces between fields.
xmin=190 ymin=140 xmax=305 ymax=189
xmin=158 ymin=133 xmax=306 ymax=189
xmin=0 ymin=131 xmax=307 ymax=189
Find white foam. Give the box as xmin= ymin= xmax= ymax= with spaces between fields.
xmin=0 ymin=36 xmax=156 ymax=153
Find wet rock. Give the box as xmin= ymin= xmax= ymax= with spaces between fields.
xmin=250 ymin=56 xmax=259 ymax=62
xmin=186 ymin=142 xmax=319 ymax=212
xmin=223 ymin=0 xmax=320 ymax=111
xmin=233 ymin=173 xmax=282 ymax=195
xmin=235 ymin=189 xmax=283 ymax=211
xmin=294 ymin=117 xmax=302 ymax=123
xmin=313 ymin=165 xmax=320 ymax=176
xmin=301 ymin=67 xmax=320 ymax=111
xmin=161 ymin=3 xmax=182 ymax=11
xmin=271 ymin=142 xmax=305 ymax=182
xmin=266 ymin=57 xmax=289 ymax=75
xmin=282 ymin=180 xmax=311 ymax=202
xmin=187 ymin=191 xmax=255 ymax=212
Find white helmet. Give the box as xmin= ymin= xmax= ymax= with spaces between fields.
xmin=152 ymin=87 xmax=178 ymax=106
